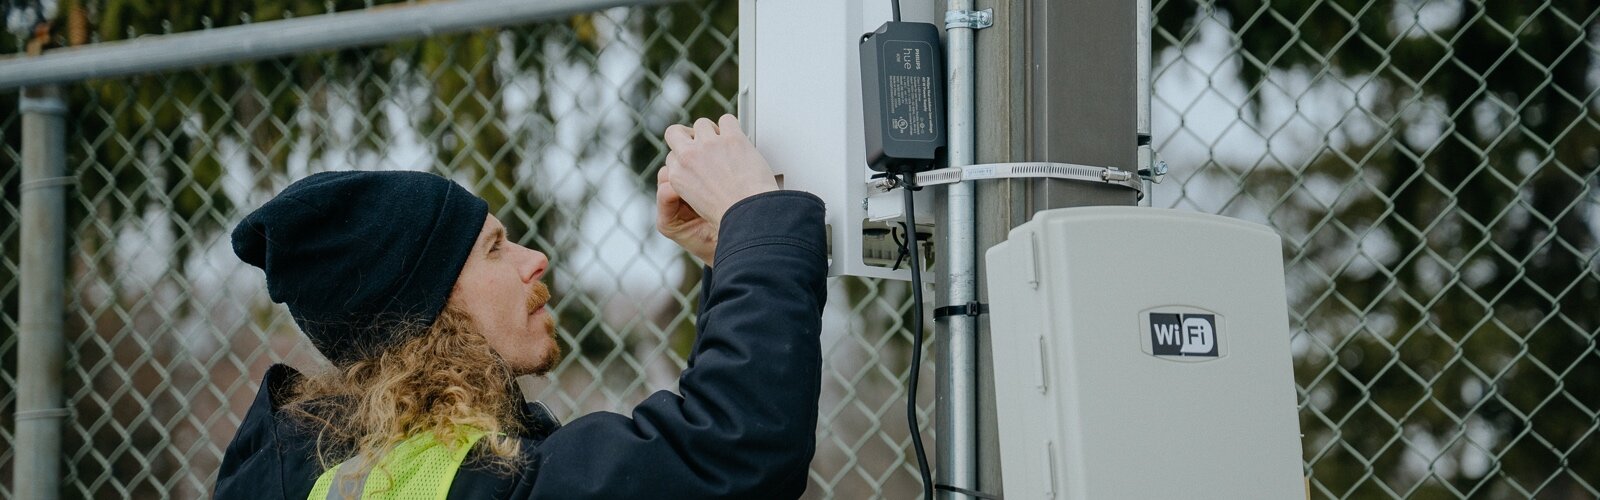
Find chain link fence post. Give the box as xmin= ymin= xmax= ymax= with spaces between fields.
xmin=15 ymin=84 xmax=68 ymax=500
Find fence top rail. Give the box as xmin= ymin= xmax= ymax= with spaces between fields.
xmin=0 ymin=0 xmax=670 ymax=91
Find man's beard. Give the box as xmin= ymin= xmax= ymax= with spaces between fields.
xmin=523 ymin=280 xmax=562 ymax=376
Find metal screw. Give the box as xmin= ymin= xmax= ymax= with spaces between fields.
xmin=1139 ymin=153 xmax=1168 ymax=184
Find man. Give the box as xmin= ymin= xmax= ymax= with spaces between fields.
xmin=214 ymin=115 xmax=828 ymax=499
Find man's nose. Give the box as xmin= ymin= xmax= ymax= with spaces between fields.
xmin=520 ymin=245 xmax=549 ymax=283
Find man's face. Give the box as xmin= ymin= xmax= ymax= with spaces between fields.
xmin=450 ymin=214 xmax=560 ymax=375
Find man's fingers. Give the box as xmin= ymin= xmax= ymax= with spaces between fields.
xmin=718 ymin=114 xmax=744 ymax=138
xmin=664 ymin=125 xmax=694 ymax=151
xmin=656 ymin=177 xmax=678 ymax=207
xmin=658 ymin=167 xmax=679 ymax=198
xmin=656 ymin=174 xmax=688 ymax=229
xmin=693 ymin=117 xmax=719 ymax=139
xmin=658 ymin=157 xmax=676 ymax=185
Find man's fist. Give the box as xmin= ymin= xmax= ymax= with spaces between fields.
xmin=660 ymin=115 xmax=779 ymax=227
xmin=656 ymin=115 xmax=779 ymax=266
xmin=656 ymin=166 xmax=718 ymax=266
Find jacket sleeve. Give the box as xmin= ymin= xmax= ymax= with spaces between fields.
xmin=523 ymin=190 xmax=828 ymax=499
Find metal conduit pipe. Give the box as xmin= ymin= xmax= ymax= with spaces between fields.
xmin=938 ymin=0 xmax=980 ymax=497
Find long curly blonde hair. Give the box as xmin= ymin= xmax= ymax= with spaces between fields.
xmin=284 ymin=303 xmax=526 ymax=476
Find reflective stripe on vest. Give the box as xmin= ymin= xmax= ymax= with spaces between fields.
xmin=307 ymin=429 xmax=486 ymax=500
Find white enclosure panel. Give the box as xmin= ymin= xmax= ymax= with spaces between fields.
xmin=986 ymin=206 xmax=1304 ymax=499
xmin=739 ymin=0 xmax=935 ymax=280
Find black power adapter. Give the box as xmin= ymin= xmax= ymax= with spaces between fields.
xmin=860 ymin=21 xmax=946 ymax=174
xmin=860 ymin=17 xmax=948 ymax=500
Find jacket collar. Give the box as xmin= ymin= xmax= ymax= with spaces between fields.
xmin=517 ymin=399 xmax=563 ymax=441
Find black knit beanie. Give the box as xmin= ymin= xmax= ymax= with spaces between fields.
xmin=231 ymin=170 xmax=489 ymax=365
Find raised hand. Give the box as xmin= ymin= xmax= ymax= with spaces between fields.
xmin=660 ymin=114 xmax=779 ymax=227
xmin=656 ymin=165 xmax=718 ymax=265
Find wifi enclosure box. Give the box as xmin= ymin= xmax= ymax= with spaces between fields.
xmin=985 ymin=206 xmax=1304 ymax=499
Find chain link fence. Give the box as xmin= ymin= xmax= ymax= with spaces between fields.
xmin=1 ymin=0 xmax=1597 ymax=498
xmin=1149 ymin=0 xmax=1600 ymax=498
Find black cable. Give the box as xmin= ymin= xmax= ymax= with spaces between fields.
xmin=890 ymin=0 xmax=902 ymax=22
xmin=891 ymin=222 xmax=909 ymax=271
xmin=900 ymin=171 xmax=933 ymax=500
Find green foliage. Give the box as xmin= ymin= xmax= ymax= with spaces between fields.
xmin=27 ymin=1 xmax=418 ymax=263
xmin=6 ymin=9 xmax=592 ymax=311
xmin=11 ymin=0 xmax=610 ymax=247
xmin=633 ymin=0 xmax=738 ymax=176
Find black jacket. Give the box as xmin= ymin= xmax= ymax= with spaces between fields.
xmin=215 ymin=191 xmax=829 ymax=499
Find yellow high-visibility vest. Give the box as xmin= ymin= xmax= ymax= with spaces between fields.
xmin=307 ymin=429 xmax=485 ymax=500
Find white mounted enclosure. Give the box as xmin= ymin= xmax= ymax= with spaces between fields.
xmin=738 ymin=0 xmax=938 ymax=280
xmin=986 ymin=206 xmax=1304 ymax=499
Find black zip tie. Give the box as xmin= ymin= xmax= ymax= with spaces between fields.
xmin=933 ymin=301 xmax=988 ymax=320
xmin=936 ymin=483 xmax=1003 ymax=500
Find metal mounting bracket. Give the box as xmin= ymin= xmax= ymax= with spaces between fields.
xmin=945 ymin=9 xmax=993 ymax=30
xmin=18 ymin=95 xmax=68 ymax=115
xmin=869 ymin=162 xmax=1145 ymax=199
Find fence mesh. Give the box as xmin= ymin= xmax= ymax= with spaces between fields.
xmin=0 ymin=0 xmax=1597 ymax=498
xmin=1150 ymin=0 xmax=1600 ymax=498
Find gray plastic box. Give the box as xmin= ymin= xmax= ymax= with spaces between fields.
xmin=986 ymin=206 xmax=1304 ymax=499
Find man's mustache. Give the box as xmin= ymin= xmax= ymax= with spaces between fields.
xmin=527 ymin=280 xmax=551 ymax=312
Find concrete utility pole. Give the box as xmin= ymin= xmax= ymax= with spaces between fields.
xmin=946 ymin=0 xmax=1143 ymax=496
